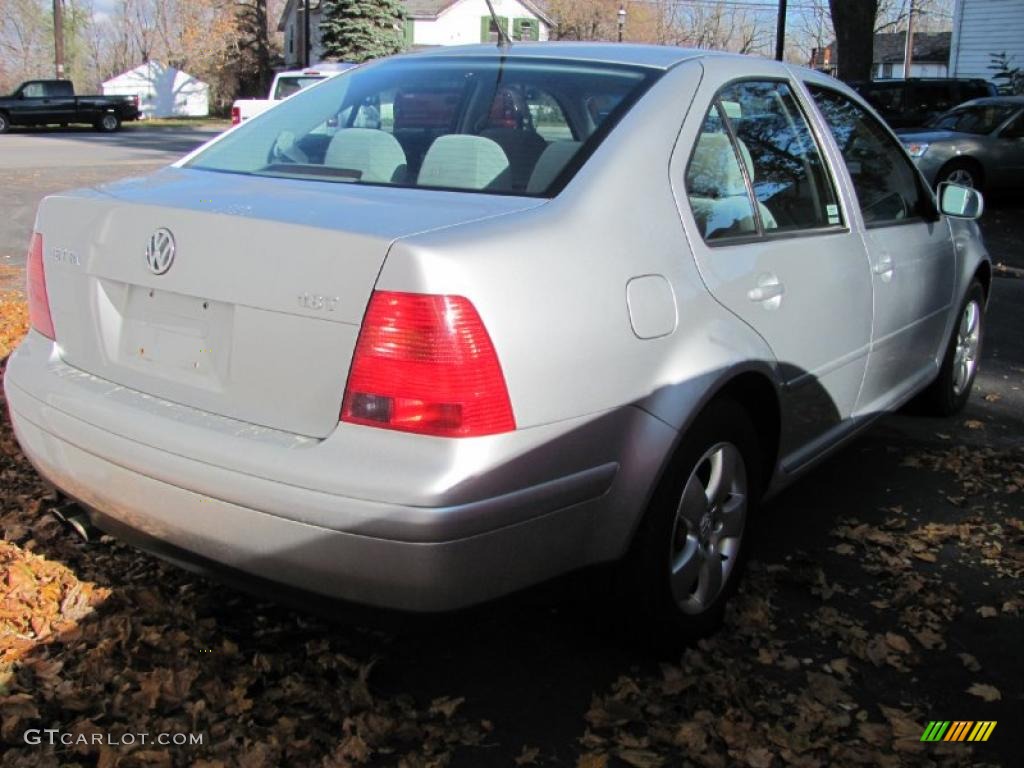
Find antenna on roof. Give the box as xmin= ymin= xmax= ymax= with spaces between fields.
xmin=484 ymin=0 xmax=512 ymax=51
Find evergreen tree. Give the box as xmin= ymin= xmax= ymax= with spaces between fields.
xmin=319 ymin=0 xmax=405 ymax=62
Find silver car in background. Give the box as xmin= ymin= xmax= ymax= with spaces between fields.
xmin=4 ymin=44 xmax=990 ymax=641
xmin=898 ymin=96 xmax=1024 ymax=191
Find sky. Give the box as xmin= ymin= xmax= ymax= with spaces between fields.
xmin=91 ymin=0 xmax=117 ymax=22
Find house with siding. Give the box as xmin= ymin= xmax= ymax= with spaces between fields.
xmin=812 ymin=32 xmax=950 ymax=79
xmin=279 ymin=0 xmax=553 ymax=68
xmin=949 ymin=0 xmax=1024 ymax=80
xmin=872 ymin=31 xmax=950 ymax=79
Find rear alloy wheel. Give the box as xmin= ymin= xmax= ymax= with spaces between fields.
xmin=915 ymin=280 xmax=985 ymax=416
xmin=937 ymin=159 xmax=983 ymax=192
xmin=669 ymin=442 xmax=748 ymax=615
xmin=98 ymin=113 xmax=120 ymax=132
xmin=621 ymin=398 xmax=760 ymax=647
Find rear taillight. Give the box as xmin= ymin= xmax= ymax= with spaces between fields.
xmin=231 ymin=106 xmax=241 ymax=125
xmin=26 ymin=232 xmax=55 ymax=340
xmin=341 ymin=291 xmax=515 ymax=438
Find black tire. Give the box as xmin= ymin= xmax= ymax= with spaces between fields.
xmin=0 ymin=112 xmax=10 ymax=134
xmin=96 ymin=113 xmax=121 ymax=132
xmin=936 ymin=158 xmax=984 ymax=193
xmin=619 ymin=397 xmax=762 ymax=649
xmin=915 ymin=280 xmax=986 ymax=416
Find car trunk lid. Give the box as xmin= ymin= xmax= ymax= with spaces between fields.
xmin=37 ymin=168 xmax=542 ymax=438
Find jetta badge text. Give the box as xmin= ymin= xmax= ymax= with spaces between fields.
xmin=145 ymin=228 xmax=176 ymax=275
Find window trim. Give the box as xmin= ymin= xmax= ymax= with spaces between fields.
xmin=685 ymin=76 xmax=849 ymax=247
xmin=803 ymin=82 xmax=940 ymax=230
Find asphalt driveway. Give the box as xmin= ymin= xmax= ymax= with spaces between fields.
xmin=0 ymin=125 xmax=222 ymax=288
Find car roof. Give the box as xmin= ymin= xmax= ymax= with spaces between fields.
xmin=956 ymin=95 xmax=1024 ymax=107
xmin=405 ymin=41 xmax=761 ymax=70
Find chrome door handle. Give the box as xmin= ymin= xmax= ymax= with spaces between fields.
xmin=747 ymin=273 xmax=785 ymax=309
xmin=873 ymin=253 xmax=894 ymax=281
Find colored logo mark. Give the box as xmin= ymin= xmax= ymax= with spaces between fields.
xmin=921 ymin=721 xmax=997 ymax=742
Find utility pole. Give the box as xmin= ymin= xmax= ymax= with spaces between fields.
xmin=304 ymin=0 xmax=312 ymax=68
xmin=903 ymin=0 xmax=915 ymax=79
xmin=53 ymin=0 xmax=65 ymax=79
xmin=774 ymin=0 xmax=787 ymax=62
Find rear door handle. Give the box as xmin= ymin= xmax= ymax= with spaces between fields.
xmin=747 ymin=273 xmax=785 ymax=309
xmin=873 ymin=253 xmax=894 ymax=282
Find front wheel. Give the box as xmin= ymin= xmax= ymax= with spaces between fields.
xmin=0 ymin=112 xmax=10 ymax=134
xmin=96 ymin=113 xmax=121 ymax=132
xmin=620 ymin=398 xmax=761 ymax=647
xmin=936 ymin=159 xmax=983 ymax=192
xmin=915 ymin=280 xmax=986 ymax=416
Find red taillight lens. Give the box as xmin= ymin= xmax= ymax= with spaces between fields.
xmin=231 ymin=106 xmax=241 ymax=125
xmin=26 ymin=232 xmax=55 ymax=340
xmin=341 ymin=291 xmax=515 ymax=437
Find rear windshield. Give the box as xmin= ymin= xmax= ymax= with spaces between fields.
xmin=187 ymin=56 xmax=660 ymax=197
xmin=273 ymin=76 xmax=325 ymax=100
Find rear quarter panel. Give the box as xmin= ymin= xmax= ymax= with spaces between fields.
xmin=377 ymin=59 xmax=780 ymax=435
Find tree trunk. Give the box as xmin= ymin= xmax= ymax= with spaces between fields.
xmin=829 ymin=0 xmax=878 ymax=82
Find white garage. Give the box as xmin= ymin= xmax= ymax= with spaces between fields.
xmin=102 ymin=62 xmax=210 ymax=119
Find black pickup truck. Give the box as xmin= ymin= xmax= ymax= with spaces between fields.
xmin=0 ymin=80 xmax=141 ymax=133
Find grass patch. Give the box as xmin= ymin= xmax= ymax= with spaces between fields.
xmin=128 ymin=117 xmax=230 ymax=129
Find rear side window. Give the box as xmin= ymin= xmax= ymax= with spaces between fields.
xmin=931 ymin=104 xmax=1019 ymax=134
xmin=862 ymin=84 xmax=903 ymax=115
xmin=685 ymin=106 xmax=758 ymax=240
xmin=685 ymin=80 xmax=841 ymax=242
xmin=912 ymin=83 xmax=956 ymax=115
xmin=187 ymin=57 xmax=660 ymax=197
xmin=807 ymin=85 xmax=930 ymax=227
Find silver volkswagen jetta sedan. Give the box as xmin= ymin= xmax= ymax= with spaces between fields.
xmin=4 ymin=44 xmax=990 ymax=640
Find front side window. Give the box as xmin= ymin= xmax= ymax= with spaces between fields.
xmin=808 ymin=85 xmax=930 ymax=227
xmin=22 ymin=83 xmax=45 ymax=98
xmin=1001 ymin=112 xmax=1024 ymax=138
xmin=186 ymin=57 xmax=659 ymax=197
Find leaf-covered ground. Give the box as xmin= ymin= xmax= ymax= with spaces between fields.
xmin=1 ymin=285 xmax=1022 ymax=767
xmin=0 ymin=288 xmax=28 ymax=358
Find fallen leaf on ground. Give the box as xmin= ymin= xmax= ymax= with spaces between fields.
xmin=966 ymin=683 xmax=1001 ymax=702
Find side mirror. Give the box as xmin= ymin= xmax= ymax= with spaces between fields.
xmin=938 ymin=182 xmax=984 ymax=220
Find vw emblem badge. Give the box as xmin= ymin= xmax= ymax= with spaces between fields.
xmin=145 ymin=228 xmax=175 ymax=275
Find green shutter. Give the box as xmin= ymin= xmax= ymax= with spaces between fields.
xmin=513 ymin=18 xmax=538 ymax=41
xmin=481 ymin=16 xmax=509 ymax=42
xmin=403 ymin=18 xmax=414 ymax=47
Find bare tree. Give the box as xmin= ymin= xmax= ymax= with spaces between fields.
xmin=0 ymin=0 xmax=50 ymax=92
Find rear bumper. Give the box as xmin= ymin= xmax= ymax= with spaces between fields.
xmin=4 ymin=332 xmax=676 ymax=611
